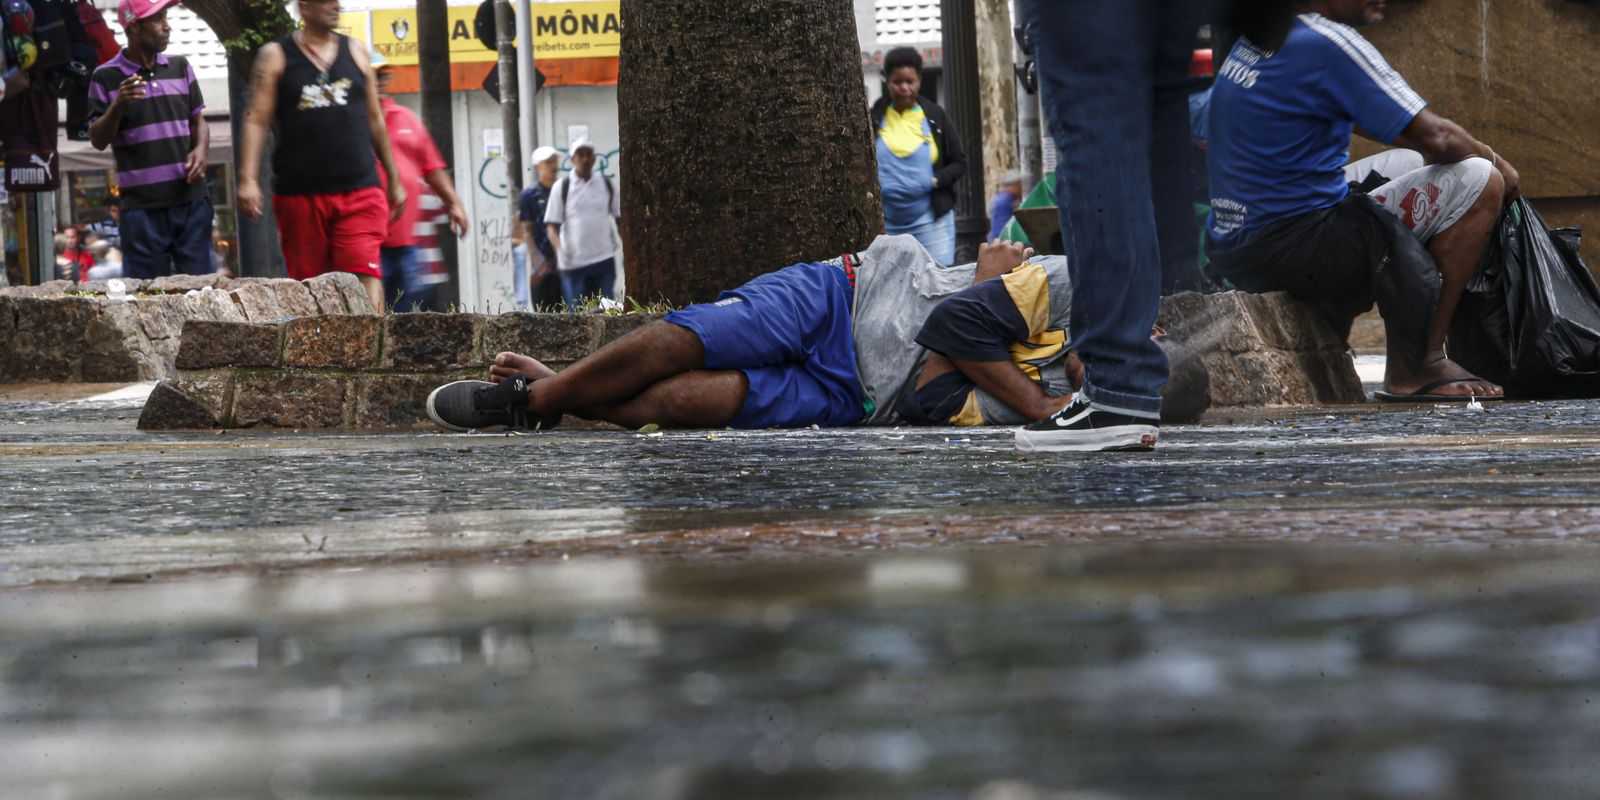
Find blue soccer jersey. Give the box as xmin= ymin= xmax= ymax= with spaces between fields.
xmin=1206 ymin=12 xmax=1427 ymax=250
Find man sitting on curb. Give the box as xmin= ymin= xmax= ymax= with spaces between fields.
xmin=426 ymin=237 xmax=1205 ymax=442
xmin=1206 ymin=0 xmax=1517 ymax=402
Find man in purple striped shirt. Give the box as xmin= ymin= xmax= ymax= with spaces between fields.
xmin=87 ymin=0 xmax=212 ymax=279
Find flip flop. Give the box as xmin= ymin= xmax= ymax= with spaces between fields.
xmin=1374 ymin=376 xmax=1506 ymax=403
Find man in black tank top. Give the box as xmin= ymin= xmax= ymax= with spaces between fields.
xmin=237 ymin=0 xmax=405 ymax=314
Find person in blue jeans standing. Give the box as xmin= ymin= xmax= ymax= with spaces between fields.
xmin=1014 ymin=1 xmax=1212 ymax=452
xmin=544 ymin=138 xmax=620 ymax=311
xmin=869 ymin=47 xmax=968 ymax=265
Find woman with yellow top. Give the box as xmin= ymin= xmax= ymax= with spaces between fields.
xmin=870 ymin=47 xmax=968 ymax=264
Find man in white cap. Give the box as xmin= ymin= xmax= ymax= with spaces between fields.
xmin=516 ymin=144 xmax=563 ymax=309
xmin=86 ymin=0 xmax=212 ymax=279
xmin=543 ymin=137 xmax=620 ymax=310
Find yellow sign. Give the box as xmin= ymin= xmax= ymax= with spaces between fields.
xmin=336 ymin=11 xmax=369 ymax=42
xmin=528 ymin=2 xmax=621 ymax=60
xmin=370 ymin=2 xmax=619 ymax=66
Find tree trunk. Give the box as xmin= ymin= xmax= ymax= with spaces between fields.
xmin=418 ymin=0 xmax=460 ymax=307
xmin=618 ymin=0 xmax=882 ymax=306
xmin=975 ymin=0 xmax=1018 ymax=202
xmin=186 ymin=0 xmax=295 ymax=277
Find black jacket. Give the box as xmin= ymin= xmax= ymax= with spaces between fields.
xmin=870 ymin=95 xmax=968 ymax=219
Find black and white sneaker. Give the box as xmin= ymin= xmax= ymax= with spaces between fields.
xmin=425 ymin=373 xmax=558 ymax=432
xmin=1015 ymin=397 xmax=1159 ymax=452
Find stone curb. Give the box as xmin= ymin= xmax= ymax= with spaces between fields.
xmin=139 ymin=313 xmax=665 ymax=430
xmin=134 ymin=290 xmax=1361 ymax=431
xmin=1 ymin=273 xmax=372 ymax=384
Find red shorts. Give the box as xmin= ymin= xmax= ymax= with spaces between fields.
xmin=273 ymin=186 xmax=388 ymax=280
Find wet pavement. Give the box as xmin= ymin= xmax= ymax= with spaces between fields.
xmin=7 ymin=387 xmax=1600 ymax=798
xmin=6 ymin=393 xmax=1600 ymax=583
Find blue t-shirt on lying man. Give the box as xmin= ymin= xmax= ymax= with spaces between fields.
xmin=1206 ymin=12 xmax=1427 ymax=250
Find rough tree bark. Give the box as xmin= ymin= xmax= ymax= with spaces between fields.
xmin=186 ymin=0 xmax=295 ymax=277
xmin=618 ymin=0 xmax=883 ymax=306
xmin=975 ymin=0 xmax=1018 ymax=202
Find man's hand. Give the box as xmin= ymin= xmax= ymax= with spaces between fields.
xmin=184 ymin=147 xmax=207 ymax=183
xmin=447 ymin=201 xmax=468 ymax=238
xmin=386 ymin=181 xmax=407 ymax=223
xmin=114 ymin=75 xmax=147 ymax=107
xmin=237 ymin=179 xmax=264 ymax=220
xmin=1494 ymin=153 xmax=1521 ymax=204
xmin=974 ymin=240 xmax=1034 ymax=283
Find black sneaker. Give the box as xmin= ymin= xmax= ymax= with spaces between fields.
xmin=425 ymin=373 xmax=558 ymax=432
xmin=1015 ymin=397 xmax=1159 ymax=452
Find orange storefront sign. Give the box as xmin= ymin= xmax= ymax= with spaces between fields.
xmin=345 ymin=3 xmax=618 ymax=92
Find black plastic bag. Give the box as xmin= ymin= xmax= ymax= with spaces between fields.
xmin=1450 ymin=198 xmax=1600 ymax=398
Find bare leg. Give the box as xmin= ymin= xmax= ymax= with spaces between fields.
xmin=489 ymin=321 xmax=708 ymax=417
xmin=589 ymin=371 xmax=747 ymax=428
xmin=1383 ymin=168 xmax=1506 ymax=398
xmin=491 ymin=352 xmax=744 ymax=428
xmin=358 ymin=274 xmax=385 ymax=315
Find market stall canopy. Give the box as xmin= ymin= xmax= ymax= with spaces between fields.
xmin=56 ymin=118 xmax=233 ymax=174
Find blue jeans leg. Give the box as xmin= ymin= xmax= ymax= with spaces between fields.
xmin=586 ymin=257 xmax=616 ymax=301
xmin=381 ymin=247 xmax=407 ymax=311
xmin=119 ymin=207 xmax=175 ymax=279
xmin=908 ymin=211 xmax=957 ymax=265
xmin=512 ymin=244 xmax=531 ymax=310
xmin=1025 ymin=0 xmax=1195 ymax=418
xmin=172 ymin=197 xmax=215 ymax=275
xmin=560 ymin=258 xmax=616 ymax=311
xmin=382 ymin=246 xmax=432 ymax=311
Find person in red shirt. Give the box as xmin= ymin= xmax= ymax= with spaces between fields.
xmin=58 ymin=226 xmax=95 ymax=283
xmin=372 ymin=51 xmax=467 ymax=311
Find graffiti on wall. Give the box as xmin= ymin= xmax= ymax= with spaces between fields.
xmin=468 ymin=145 xmax=620 ymax=310
xmin=475 ymin=147 xmax=621 ymax=200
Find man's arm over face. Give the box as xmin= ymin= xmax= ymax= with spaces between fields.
xmin=908 ymin=245 xmax=1073 ymax=424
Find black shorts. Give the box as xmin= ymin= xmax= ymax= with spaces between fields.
xmin=1207 ymin=191 xmax=1441 ymax=371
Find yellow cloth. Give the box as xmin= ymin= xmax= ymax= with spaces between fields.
xmin=948 ymin=262 xmax=1070 ymax=425
xmin=878 ymin=105 xmax=940 ymax=165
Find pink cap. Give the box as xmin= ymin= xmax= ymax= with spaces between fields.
xmin=117 ymin=0 xmax=181 ymax=28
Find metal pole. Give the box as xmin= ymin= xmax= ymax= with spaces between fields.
xmin=1012 ymin=3 xmax=1042 ymax=191
xmin=940 ymin=0 xmax=987 ymax=263
xmin=515 ymin=0 xmax=537 ymax=187
xmin=30 ymin=190 xmax=55 ymax=284
xmin=495 ymin=0 xmax=523 ymax=216
xmin=417 ymin=0 xmax=459 ymax=306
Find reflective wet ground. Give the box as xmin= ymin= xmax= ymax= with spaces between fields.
xmin=7 ymin=546 xmax=1600 ymax=799
xmin=6 ymin=390 xmax=1600 ymax=798
xmin=5 ymin=395 xmax=1600 ymax=584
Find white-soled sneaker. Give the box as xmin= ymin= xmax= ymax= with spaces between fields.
xmin=1015 ymin=397 xmax=1158 ymax=452
xmin=426 ymin=373 xmax=557 ymax=432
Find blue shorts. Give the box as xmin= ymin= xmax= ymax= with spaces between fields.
xmin=665 ymin=262 xmax=864 ymax=428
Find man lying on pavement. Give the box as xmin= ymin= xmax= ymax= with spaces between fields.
xmin=426 ymin=236 xmax=1203 ymax=439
